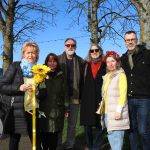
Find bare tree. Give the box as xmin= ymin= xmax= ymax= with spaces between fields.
xmin=0 ymin=0 xmax=57 ymax=72
xmin=65 ymin=0 xmax=139 ymax=46
xmin=130 ymin=0 xmax=150 ymax=48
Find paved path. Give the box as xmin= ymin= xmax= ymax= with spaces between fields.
xmin=0 ymin=119 xmax=32 ymax=150
xmin=0 ymin=135 xmax=85 ymax=150
xmin=0 ymin=135 xmax=32 ymax=150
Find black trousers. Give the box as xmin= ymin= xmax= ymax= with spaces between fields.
xmin=9 ymin=133 xmax=21 ymax=150
xmin=41 ymin=132 xmax=58 ymax=150
xmin=8 ymin=111 xmax=42 ymax=150
xmin=9 ymin=132 xmax=42 ymax=150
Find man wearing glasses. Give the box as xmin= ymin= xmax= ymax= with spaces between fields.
xmin=58 ymin=38 xmax=84 ymax=150
xmin=121 ymin=31 xmax=150 ymax=150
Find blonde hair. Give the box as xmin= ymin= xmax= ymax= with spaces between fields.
xmin=21 ymin=41 xmax=39 ymax=61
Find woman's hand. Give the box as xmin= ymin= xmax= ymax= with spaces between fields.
xmin=19 ymin=84 xmax=32 ymax=92
xmin=115 ymin=112 xmax=121 ymax=120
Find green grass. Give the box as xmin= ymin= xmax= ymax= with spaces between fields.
xmin=62 ymin=111 xmax=85 ymax=149
xmin=62 ymin=111 xmax=130 ymax=150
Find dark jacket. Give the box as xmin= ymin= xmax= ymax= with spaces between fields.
xmin=58 ymin=52 xmax=84 ymax=104
xmin=39 ymin=70 xmax=66 ymax=132
xmin=121 ymin=45 xmax=150 ymax=99
xmin=0 ymin=62 xmax=27 ymax=133
xmin=80 ymin=62 xmax=106 ymax=126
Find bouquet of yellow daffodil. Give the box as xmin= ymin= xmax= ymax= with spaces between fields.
xmin=31 ymin=64 xmax=51 ymax=150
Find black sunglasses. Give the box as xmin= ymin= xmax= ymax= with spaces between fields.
xmin=90 ymin=49 xmax=99 ymax=53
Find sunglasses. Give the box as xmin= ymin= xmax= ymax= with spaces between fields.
xmin=90 ymin=49 xmax=99 ymax=53
xmin=65 ymin=44 xmax=76 ymax=48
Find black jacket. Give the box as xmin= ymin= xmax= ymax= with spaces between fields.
xmin=80 ymin=62 xmax=106 ymax=126
xmin=0 ymin=62 xmax=27 ymax=133
xmin=121 ymin=45 xmax=150 ymax=99
xmin=39 ymin=70 xmax=66 ymax=132
xmin=58 ymin=52 xmax=85 ymax=104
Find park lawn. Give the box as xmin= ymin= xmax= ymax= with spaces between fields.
xmin=62 ymin=111 xmax=130 ymax=150
xmin=62 ymin=111 xmax=85 ymax=149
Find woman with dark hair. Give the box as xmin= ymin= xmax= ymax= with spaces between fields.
xmin=38 ymin=53 xmax=67 ymax=150
xmin=80 ymin=44 xmax=106 ymax=150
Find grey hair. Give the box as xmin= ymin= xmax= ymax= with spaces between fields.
xmin=85 ymin=44 xmax=104 ymax=62
xmin=64 ymin=38 xmax=77 ymax=46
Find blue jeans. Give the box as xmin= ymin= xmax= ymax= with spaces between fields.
xmin=128 ymin=98 xmax=150 ymax=150
xmin=85 ymin=125 xmax=102 ymax=150
xmin=104 ymin=115 xmax=124 ymax=150
xmin=108 ymin=130 xmax=124 ymax=150
xmin=64 ymin=104 xmax=79 ymax=149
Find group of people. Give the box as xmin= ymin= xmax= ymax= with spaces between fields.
xmin=0 ymin=30 xmax=150 ymax=150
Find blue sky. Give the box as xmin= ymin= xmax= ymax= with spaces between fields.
xmin=0 ymin=0 xmax=139 ymax=67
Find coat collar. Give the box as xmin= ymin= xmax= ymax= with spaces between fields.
xmin=103 ymin=68 xmax=124 ymax=80
xmin=123 ymin=45 xmax=146 ymax=57
xmin=122 ymin=45 xmax=147 ymax=69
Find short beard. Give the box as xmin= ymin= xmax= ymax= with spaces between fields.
xmin=65 ymin=49 xmax=75 ymax=56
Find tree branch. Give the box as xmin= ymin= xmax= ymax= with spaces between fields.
xmin=0 ymin=0 xmax=7 ymax=16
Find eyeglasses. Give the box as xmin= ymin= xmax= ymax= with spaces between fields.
xmin=125 ymin=38 xmax=137 ymax=43
xmin=65 ymin=44 xmax=76 ymax=48
xmin=90 ymin=49 xmax=99 ymax=53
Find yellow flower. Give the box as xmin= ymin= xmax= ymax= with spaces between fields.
xmin=34 ymin=74 xmax=46 ymax=84
xmin=32 ymin=64 xmax=50 ymax=75
xmin=32 ymin=64 xmax=51 ymax=84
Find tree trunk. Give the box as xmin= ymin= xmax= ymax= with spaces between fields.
xmin=88 ymin=0 xmax=99 ymax=45
xmin=91 ymin=0 xmax=99 ymax=45
xmin=131 ymin=0 xmax=150 ymax=48
xmin=3 ymin=35 xmax=14 ymax=73
xmin=2 ymin=19 xmax=14 ymax=73
xmin=0 ymin=0 xmax=15 ymax=72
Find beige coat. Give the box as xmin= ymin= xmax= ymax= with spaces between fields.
xmin=102 ymin=68 xmax=130 ymax=132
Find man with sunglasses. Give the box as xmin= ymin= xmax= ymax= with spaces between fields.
xmin=121 ymin=31 xmax=150 ymax=150
xmin=57 ymin=38 xmax=84 ymax=150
